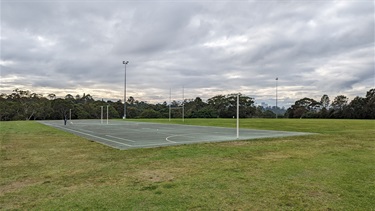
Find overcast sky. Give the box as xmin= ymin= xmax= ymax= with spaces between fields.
xmin=1 ymin=0 xmax=374 ymax=107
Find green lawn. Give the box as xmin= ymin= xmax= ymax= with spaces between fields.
xmin=1 ymin=119 xmax=374 ymax=210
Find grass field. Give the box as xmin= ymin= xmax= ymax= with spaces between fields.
xmin=1 ymin=119 xmax=374 ymax=210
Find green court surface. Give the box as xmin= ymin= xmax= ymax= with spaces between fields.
xmin=39 ymin=120 xmax=312 ymax=150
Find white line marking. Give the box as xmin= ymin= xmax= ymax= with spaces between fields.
xmin=52 ymin=125 xmax=132 ymax=147
xmin=133 ymin=142 xmax=178 ymax=148
xmin=80 ymin=128 xmax=95 ymax=133
xmin=156 ymin=131 xmax=175 ymax=136
xmin=165 ymin=136 xmax=177 ymax=143
xmin=165 ymin=133 xmax=195 ymax=143
xmin=165 ymin=132 xmax=209 ymax=144
xmin=131 ymin=138 xmax=216 ymax=148
xmin=106 ymin=135 xmax=135 ymax=142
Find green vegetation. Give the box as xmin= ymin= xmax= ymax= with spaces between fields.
xmin=1 ymin=88 xmax=374 ymax=121
xmin=1 ymin=119 xmax=374 ymax=210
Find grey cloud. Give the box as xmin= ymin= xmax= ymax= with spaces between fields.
xmin=1 ymin=1 xmax=373 ymax=107
xmin=112 ymin=2 xmax=205 ymax=55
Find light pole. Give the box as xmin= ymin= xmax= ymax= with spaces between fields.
xmin=237 ymin=94 xmax=239 ymax=139
xmin=123 ymin=61 xmax=129 ymax=119
xmin=106 ymin=105 xmax=109 ymax=125
xmin=276 ymin=77 xmax=278 ymax=119
xmin=100 ymin=106 xmax=103 ymax=124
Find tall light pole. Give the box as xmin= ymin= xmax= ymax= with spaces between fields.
xmin=123 ymin=61 xmax=129 ymax=119
xmin=276 ymin=77 xmax=278 ymax=119
xmin=100 ymin=106 xmax=104 ymax=124
xmin=106 ymin=105 xmax=109 ymax=125
xmin=237 ymin=94 xmax=239 ymax=139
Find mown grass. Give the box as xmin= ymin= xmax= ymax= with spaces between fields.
xmin=0 ymin=119 xmax=374 ymax=210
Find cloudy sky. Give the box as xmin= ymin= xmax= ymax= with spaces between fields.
xmin=1 ymin=0 xmax=374 ymax=107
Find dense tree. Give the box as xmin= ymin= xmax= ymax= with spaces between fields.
xmin=112 ymin=100 xmax=124 ymax=118
xmin=184 ymin=97 xmax=216 ymax=118
xmin=347 ymin=96 xmax=367 ymax=119
xmin=365 ymin=89 xmax=375 ymax=118
xmin=207 ymin=95 xmax=227 ymax=117
xmin=0 ymin=100 xmax=17 ymax=121
xmin=0 ymin=89 xmax=374 ymax=121
xmin=285 ymin=89 xmax=374 ymax=119
xmin=140 ymin=109 xmax=161 ymax=118
xmin=52 ymin=98 xmax=73 ymax=119
xmin=286 ymin=98 xmax=320 ymax=118
xmin=331 ymin=95 xmax=348 ymax=110
xmin=207 ymin=94 xmax=255 ymax=118
xmin=330 ymin=95 xmax=349 ymax=118
xmin=6 ymin=89 xmax=43 ymax=120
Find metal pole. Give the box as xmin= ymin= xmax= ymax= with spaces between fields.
xmin=237 ymin=94 xmax=239 ymax=139
xmin=69 ymin=109 xmax=71 ymax=121
xmin=169 ymin=88 xmax=171 ymax=122
xmin=276 ymin=77 xmax=278 ymax=119
xmin=182 ymin=86 xmax=184 ymax=122
xmin=106 ymin=105 xmax=109 ymax=125
xmin=124 ymin=61 xmax=128 ymax=119
xmin=101 ymin=106 xmax=103 ymax=124
xmin=123 ymin=61 xmax=129 ymax=119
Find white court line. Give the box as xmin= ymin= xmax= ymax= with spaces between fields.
xmin=165 ymin=133 xmax=202 ymax=143
xmin=165 ymin=136 xmax=177 ymax=143
xmin=52 ymin=125 xmax=132 ymax=147
xmin=105 ymin=135 xmax=136 ymax=143
xmin=131 ymin=138 xmax=222 ymax=148
xmin=80 ymin=128 xmax=95 ymax=133
xmin=132 ymin=142 xmax=179 ymax=148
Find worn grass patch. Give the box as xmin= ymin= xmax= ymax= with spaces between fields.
xmin=0 ymin=119 xmax=374 ymax=210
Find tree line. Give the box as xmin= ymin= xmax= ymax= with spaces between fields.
xmin=0 ymin=88 xmax=373 ymax=121
xmin=285 ymin=88 xmax=374 ymax=119
xmin=0 ymin=90 xmax=257 ymax=121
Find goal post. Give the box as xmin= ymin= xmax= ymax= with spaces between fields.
xmin=100 ymin=105 xmax=110 ymax=125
